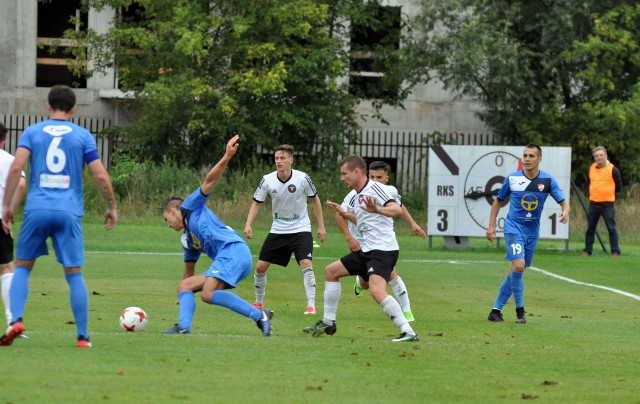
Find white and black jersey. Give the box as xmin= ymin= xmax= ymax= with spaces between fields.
xmin=0 ymin=149 xmax=25 ymax=220
xmin=252 ymin=169 xmax=318 ymax=234
xmin=342 ymin=180 xmax=400 ymax=252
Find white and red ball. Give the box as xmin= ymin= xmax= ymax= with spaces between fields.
xmin=119 ymin=307 xmax=148 ymax=332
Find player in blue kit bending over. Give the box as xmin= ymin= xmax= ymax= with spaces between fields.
xmin=486 ymin=144 xmax=569 ymax=324
xmin=162 ymin=135 xmax=272 ymax=336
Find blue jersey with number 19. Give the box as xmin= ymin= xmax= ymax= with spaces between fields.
xmin=497 ymin=169 xmax=565 ymax=238
xmin=19 ymin=119 xmax=100 ymax=216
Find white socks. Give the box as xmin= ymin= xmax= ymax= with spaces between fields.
xmin=389 ymin=276 xmax=411 ymax=312
xmin=322 ymin=281 xmax=341 ymax=323
xmin=1 ymin=273 xmax=13 ymax=325
xmin=253 ymin=272 xmax=266 ymax=304
xmin=380 ymin=295 xmax=414 ymax=335
xmin=302 ymin=268 xmax=316 ymax=308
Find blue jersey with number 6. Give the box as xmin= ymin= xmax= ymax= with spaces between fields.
xmin=18 ymin=119 xmax=100 ymax=216
xmin=497 ymin=170 xmax=565 ymax=238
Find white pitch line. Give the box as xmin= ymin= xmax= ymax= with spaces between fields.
xmin=528 ymin=266 xmax=640 ymax=301
xmin=86 ymin=251 xmax=640 ymax=301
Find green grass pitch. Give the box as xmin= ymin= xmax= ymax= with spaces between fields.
xmin=1 ymin=218 xmax=638 ymax=402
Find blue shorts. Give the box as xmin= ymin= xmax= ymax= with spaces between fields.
xmin=504 ymin=233 xmax=538 ymax=268
xmin=203 ymin=242 xmax=252 ymax=289
xmin=16 ymin=210 xmax=84 ymax=267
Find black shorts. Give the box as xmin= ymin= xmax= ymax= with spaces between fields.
xmin=340 ymin=249 xmax=399 ymax=283
xmin=258 ymin=232 xmax=313 ymax=267
xmin=0 ymin=229 xmax=14 ymax=265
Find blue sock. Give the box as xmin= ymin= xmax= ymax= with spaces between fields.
xmin=9 ymin=266 xmax=30 ymax=323
xmin=510 ymin=271 xmax=524 ymax=308
xmin=493 ymin=274 xmax=512 ymax=310
xmin=178 ymin=291 xmax=196 ymax=331
xmin=210 ymin=290 xmax=262 ymax=321
xmin=65 ymin=272 xmax=89 ymax=339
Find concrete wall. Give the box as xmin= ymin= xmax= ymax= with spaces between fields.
xmin=0 ymin=0 xmax=487 ymax=137
xmin=0 ymin=0 xmax=128 ymax=125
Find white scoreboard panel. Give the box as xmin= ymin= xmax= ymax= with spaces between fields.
xmin=428 ymin=145 xmax=571 ymax=239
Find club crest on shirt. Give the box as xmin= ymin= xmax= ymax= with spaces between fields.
xmin=537 ymin=183 xmax=545 ymax=192
xmin=288 ymin=184 xmax=297 ymax=193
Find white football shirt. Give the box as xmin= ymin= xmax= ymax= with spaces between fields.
xmin=342 ymin=180 xmax=400 ymax=252
xmin=252 ymin=169 xmax=318 ymax=234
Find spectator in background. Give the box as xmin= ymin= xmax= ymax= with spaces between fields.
xmin=582 ymin=146 xmax=622 ymax=258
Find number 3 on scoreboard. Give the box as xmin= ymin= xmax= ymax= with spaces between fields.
xmin=437 ymin=209 xmax=448 ymax=232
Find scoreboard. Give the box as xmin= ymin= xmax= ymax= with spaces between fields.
xmin=427 ymin=145 xmax=571 ymax=239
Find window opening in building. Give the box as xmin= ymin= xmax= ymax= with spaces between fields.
xmin=349 ymin=5 xmax=401 ymax=99
xmin=36 ymin=0 xmax=88 ymax=88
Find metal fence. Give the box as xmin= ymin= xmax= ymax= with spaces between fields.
xmin=2 ymin=114 xmax=493 ymax=191
xmin=1 ymin=114 xmax=113 ymax=167
xmin=329 ymin=129 xmax=494 ymax=191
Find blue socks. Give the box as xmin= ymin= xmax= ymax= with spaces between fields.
xmin=493 ymin=274 xmax=512 ymax=310
xmin=65 ymin=272 xmax=89 ymax=338
xmin=178 ymin=290 xmax=262 ymax=331
xmin=493 ymin=271 xmax=525 ymax=310
xmin=9 ymin=266 xmax=30 ymax=323
xmin=510 ymin=271 xmax=524 ymax=309
xmin=210 ymin=290 xmax=262 ymax=321
xmin=178 ymin=291 xmax=196 ymax=331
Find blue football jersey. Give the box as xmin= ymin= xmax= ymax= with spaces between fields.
xmin=180 ymin=188 xmax=245 ymax=260
xmin=497 ymin=170 xmax=565 ymax=238
xmin=19 ymin=119 xmax=99 ymax=216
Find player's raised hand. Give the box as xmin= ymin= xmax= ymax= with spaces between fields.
xmin=360 ymin=196 xmax=379 ymax=213
xmin=226 ymin=135 xmax=240 ymax=158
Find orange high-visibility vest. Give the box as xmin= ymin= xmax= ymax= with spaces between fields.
xmin=589 ymin=162 xmax=616 ymax=202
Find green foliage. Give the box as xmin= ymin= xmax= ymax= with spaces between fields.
xmin=408 ymin=0 xmax=640 ymax=187
xmin=69 ymin=0 xmax=415 ymax=171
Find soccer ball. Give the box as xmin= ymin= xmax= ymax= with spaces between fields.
xmin=119 ymin=307 xmax=148 ymax=332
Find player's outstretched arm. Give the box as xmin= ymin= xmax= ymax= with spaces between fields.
xmin=201 ymin=135 xmax=240 ymax=195
xmin=244 ymin=201 xmax=262 ymax=239
xmin=401 ymin=205 xmax=426 ymax=239
xmin=327 ymin=200 xmax=357 ymax=224
xmin=558 ymin=201 xmax=570 ymax=224
xmin=88 ymin=158 xmax=118 ymax=230
xmin=334 ymin=210 xmax=360 ymax=252
xmin=485 ymin=199 xmax=501 ymax=242
xmin=311 ymin=195 xmax=326 ymax=243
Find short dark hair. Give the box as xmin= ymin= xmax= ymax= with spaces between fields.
xmin=368 ymin=161 xmax=390 ymax=173
xmin=0 ymin=122 xmax=7 ymax=142
xmin=340 ymin=154 xmax=366 ymax=171
xmin=162 ymin=197 xmax=183 ymax=212
xmin=48 ymin=85 xmax=76 ymax=113
xmin=274 ymin=144 xmax=294 ymax=157
xmin=525 ymin=143 xmax=542 ymax=156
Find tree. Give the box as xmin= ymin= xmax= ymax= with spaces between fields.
xmin=407 ymin=0 xmax=640 ymax=187
xmin=68 ymin=0 xmax=416 ymax=169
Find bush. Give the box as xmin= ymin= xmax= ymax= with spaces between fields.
xmin=84 ymin=156 xmax=428 ymax=229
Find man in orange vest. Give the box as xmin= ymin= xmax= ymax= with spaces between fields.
xmin=582 ymin=146 xmax=622 ymax=257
